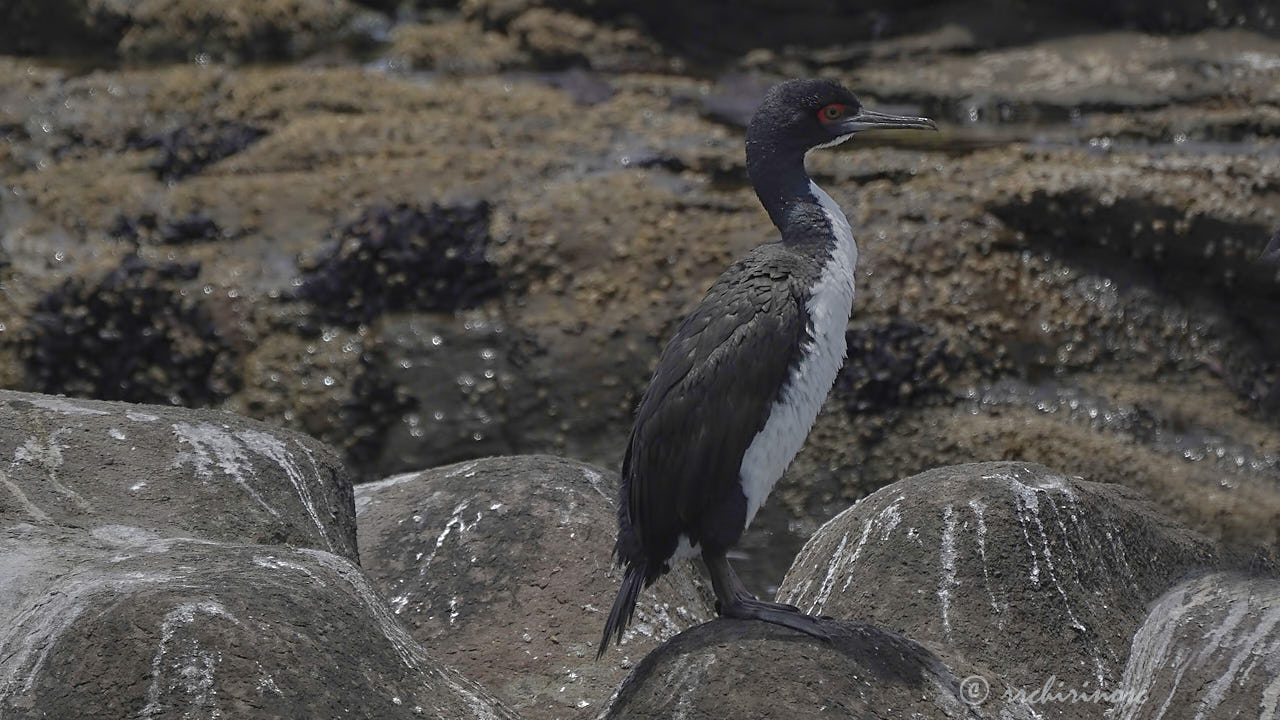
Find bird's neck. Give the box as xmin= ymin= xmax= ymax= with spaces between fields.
xmin=747 ymin=146 xmax=856 ymax=262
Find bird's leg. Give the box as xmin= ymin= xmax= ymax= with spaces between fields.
xmin=702 ymin=548 xmax=829 ymax=642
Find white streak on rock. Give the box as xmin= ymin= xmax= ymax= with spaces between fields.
xmin=108 ymin=427 xmax=127 ymax=441
xmin=258 ymin=674 xmax=282 ymax=696
xmin=938 ymin=504 xmax=958 ymax=644
xmin=838 ymin=496 xmax=905 ymax=593
xmin=1261 ymin=652 xmax=1280 ymax=720
xmin=1011 ymin=478 xmax=1085 ymax=634
xmin=808 ymin=533 xmax=849 ymax=614
xmin=835 ymin=520 xmax=875 ymax=597
xmin=967 ymin=498 xmax=1002 ymax=619
xmin=0 ymin=568 xmax=176 ymax=702
xmin=234 ymin=431 xmax=333 ymax=551
xmin=443 ymin=461 xmax=479 ymax=479
xmin=878 ymin=502 xmax=903 ymax=540
xmin=1000 ymin=474 xmax=1041 ymax=586
xmin=25 ymin=395 xmax=107 ymax=416
xmin=581 ymin=467 xmax=610 ymax=500
xmin=14 ymin=429 xmax=91 ymax=511
xmin=390 ymin=594 xmax=410 ymax=615
xmin=671 ymin=653 xmax=717 ymax=720
xmin=354 ymin=470 xmax=424 ymax=513
xmin=1113 ymin=582 xmax=1218 ymax=720
xmin=139 ymin=601 xmax=240 ymax=719
xmin=0 ymin=467 xmax=51 ymax=522
xmin=1103 ymin=524 xmax=1135 ymax=582
xmin=1041 ymin=493 xmax=1083 ymax=580
xmin=296 ymin=550 xmax=508 ymax=720
xmin=1192 ymin=604 xmax=1280 ymax=720
xmin=126 ymin=411 xmax=160 ymax=422
xmin=90 ymin=525 xmax=163 ymax=547
xmin=171 ymin=422 xmax=280 ymax=518
xmin=252 ymin=554 xmax=327 ymax=586
xmin=421 ymin=502 xmax=473 ymax=570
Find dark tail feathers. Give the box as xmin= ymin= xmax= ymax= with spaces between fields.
xmin=597 ymin=560 xmax=647 ymax=658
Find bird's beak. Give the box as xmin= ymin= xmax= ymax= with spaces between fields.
xmin=837 ymin=108 xmax=937 ymax=134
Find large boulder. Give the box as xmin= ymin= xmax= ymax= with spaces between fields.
xmin=0 ymin=525 xmax=515 ymax=719
xmin=777 ymin=462 xmax=1218 ymax=713
xmin=1111 ymin=572 xmax=1280 ymax=720
xmin=0 ymin=389 xmax=358 ymax=562
xmin=356 ymin=455 xmax=713 ymax=720
xmin=601 ymin=618 xmax=982 ymax=720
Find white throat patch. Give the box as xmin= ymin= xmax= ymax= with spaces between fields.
xmin=736 ymin=180 xmax=857 ymax=529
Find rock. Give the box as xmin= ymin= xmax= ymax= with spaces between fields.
xmin=355 ymin=455 xmax=713 ymax=720
xmin=0 ymin=389 xmax=359 ymax=561
xmin=298 ymin=201 xmax=502 ymax=327
xmin=387 ymin=21 xmax=527 ymax=74
xmin=506 ymin=9 xmax=667 ymax=71
xmin=360 ymin=312 xmax=530 ymax=471
xmin=111 ymin=0 xmax=376 ymax=63
xmin=1110 ymin=572 xmax=1280 ymax=720
xmin=854 ymin=30 xmax=1280 ymax=125
xmin=601 ymin=618 xmax=982 ymax=719
xmin=109 ymin=210 xmax=228 ymax=245
xmin=0 ymin=0 xmax=383 ymax=62
xmin=777 ymin=462 xmax=1218 ymax=708
xmin=127 ymin=121 xmax=269 ymax=181
xmin=3 ymin=47 xmax=1279 ymax=593
xmin=0 ymin=525 xmax=515 ymax=719
xmin=20 ymin=255 xmax=241 ymax=407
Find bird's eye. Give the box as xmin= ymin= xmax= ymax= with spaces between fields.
xmin=818 ymin=104 xmax=846 ymax=123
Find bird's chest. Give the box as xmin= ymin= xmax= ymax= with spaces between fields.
xmin=738 ymin=243 xmax=855 ymax=527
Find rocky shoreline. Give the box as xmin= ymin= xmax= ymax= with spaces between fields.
xmin=2 ymin=389 xmax=1277 ymax=718
xmin=1 ymin=1 xmax=1279 ymax=715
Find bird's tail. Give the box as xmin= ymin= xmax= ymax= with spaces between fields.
xmin=597 ymin=559 xmax=647 ymax=658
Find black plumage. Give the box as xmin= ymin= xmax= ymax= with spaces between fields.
xmin=599 ymin=79 xmax=935 ymax=656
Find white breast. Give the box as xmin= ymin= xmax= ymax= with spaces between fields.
xmin=737 ymin=181 xmax=857 ymax=529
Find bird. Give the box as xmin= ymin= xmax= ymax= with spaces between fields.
xmin=598 ymin=78 xmax=936 ymax=656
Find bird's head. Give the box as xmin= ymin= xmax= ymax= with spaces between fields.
xmin=746 ymin=78 xmax=936 ymax=156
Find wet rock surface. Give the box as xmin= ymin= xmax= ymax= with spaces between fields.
xmin=356 ymin=454 xmax=713 ymax=720
xmin=0 ymin=388 xmax=357 ymax=559
xmin=777 ymin=461 xmax=1219 ymax=715
xmin=0 ymin=529 xmax=513 ymax=720
xmin=2 ymin=0 xmax=1279 ymax=600
xmin=602 ymin=618 xmax=981 ymax=720
xmin=0 ymin=391 xmax=513 ymax=719
xmin=1111 ymin=572 xmax=1280 ymax=720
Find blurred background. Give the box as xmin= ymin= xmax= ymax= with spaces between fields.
xmin=1 ymin=0 xmax=1278 ymax=595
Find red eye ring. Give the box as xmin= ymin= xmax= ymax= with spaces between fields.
xmin=818 ymin=104 xmax=846 ymax=123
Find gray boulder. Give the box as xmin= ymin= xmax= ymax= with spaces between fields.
xmin=0 ymin=525 xmax=515 ymax=719
xmin=1111 ymin=572 xmax=1280 ymax=720
xmin=356 ymin=455 xmax=713 ymax=720
xmin=0 ymin=389 xmax=358 ymax=562
xmin=601 ymin=618 xmax=981 ymax=720
xmin=777 ymin=462 xmax=1218 ymax=713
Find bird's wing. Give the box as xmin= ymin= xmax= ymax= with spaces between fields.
xmin=623 ymin=248 xmax=812 ymax=561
